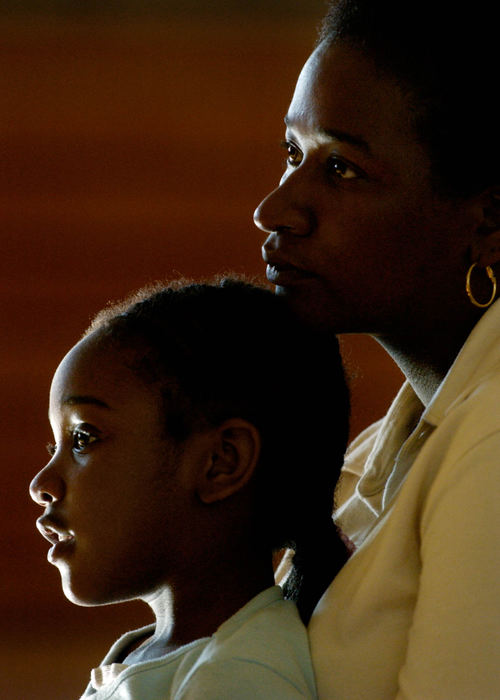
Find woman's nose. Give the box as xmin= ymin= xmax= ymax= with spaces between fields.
xmin=29 ymin=462 xmax=65 ymax=506
xmin=253 ymin=173 xmax=313 ymax=237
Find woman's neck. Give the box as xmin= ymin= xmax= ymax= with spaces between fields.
xmin=374 ymin=319 xmax=476 ymax=406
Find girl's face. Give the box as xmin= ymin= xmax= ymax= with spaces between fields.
xmin=30 ymin=332 xmax=208 ymax=607
xmin=254 ymin=42 xmax=480 ymax=335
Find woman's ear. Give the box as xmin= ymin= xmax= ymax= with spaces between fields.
xmin=471 ymin=188 xmax=500 ymax=268
xmin=197 ymin=419 xmax=261 ymax=505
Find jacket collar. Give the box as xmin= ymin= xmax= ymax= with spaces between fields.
xmin=424 ymin=299 xmax=500 ymax=427
xmin=343 ymin=299 xmax=500 ymax=533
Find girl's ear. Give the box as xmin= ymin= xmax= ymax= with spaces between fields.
xmin=197 ymin=419 xmax=261 ymax=504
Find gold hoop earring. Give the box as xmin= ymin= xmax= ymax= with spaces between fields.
xmin=465 ymin=263 xmax=497 ymax=308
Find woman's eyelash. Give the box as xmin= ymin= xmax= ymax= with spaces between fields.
xmin=280 ymin=139 xmax=360 ymax=180
xmin=280 ymin=139 xmax=302 ymax=166
xmin=327 ymin=156 xmax=358 ymax=179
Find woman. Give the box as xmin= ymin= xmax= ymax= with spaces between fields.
xmin=30 ymin=277 xmax=349 ymax=699
xmin=254 ymin=1 xmax=500 ymax=698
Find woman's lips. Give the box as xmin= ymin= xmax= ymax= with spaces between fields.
xmin=265 ymin=262 xmax=315 ymax=286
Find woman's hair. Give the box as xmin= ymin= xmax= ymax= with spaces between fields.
xmin=86 ymin=276 xmax=350 ymax=623
xmin=319 ymin=0 xmax=500 ymax=198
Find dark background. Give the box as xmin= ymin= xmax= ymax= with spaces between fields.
xmin=1 ymin=3 xmax=403 ymax=697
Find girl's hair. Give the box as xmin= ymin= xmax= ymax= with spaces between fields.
xmin=319 ymin=0 xmax=500 ymax=198
xmin=86 ymin=276 xmax=350 ymax=623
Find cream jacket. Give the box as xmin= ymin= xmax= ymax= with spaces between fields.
xmin=309 ymin=301 xmax=500 ymax=699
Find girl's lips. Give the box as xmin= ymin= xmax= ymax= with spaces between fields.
xmin=47 ymin=536 xmax=75 ymax=564
xmin=37 ymin=518 xmax=75 ymax=562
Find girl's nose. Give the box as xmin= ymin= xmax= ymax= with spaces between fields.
xmin=29 ymin=462 xmax=66 ymax=506
xmin=253 ymin=173 xmax=313 ymax=237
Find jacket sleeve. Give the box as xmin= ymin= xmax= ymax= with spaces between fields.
xmin=398 ymin=432 xmax=500 ymax=698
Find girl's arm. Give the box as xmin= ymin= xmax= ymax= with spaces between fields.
xmin=175 ymin=657 xmax=317 ymax=699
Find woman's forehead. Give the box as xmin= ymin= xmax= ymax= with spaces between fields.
xmin=286 ymin=41 xmax=428 ymax=183
xmin=289 ymin=42 xmax=412 ymax=136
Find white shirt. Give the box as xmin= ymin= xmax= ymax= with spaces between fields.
xmin=81 ymin=586 xmax=318 ymax=699
xmin=309 ymin=300 xmax=500 ymax=699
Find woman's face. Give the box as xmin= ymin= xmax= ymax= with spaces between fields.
xmin=29 ymin=333 xmax=208 ymax=607
xmin=254 ymin=42 xmax=478 ymax=335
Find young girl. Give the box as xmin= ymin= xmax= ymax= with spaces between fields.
xmin=30 ymin=277 xmax=349 ymax=699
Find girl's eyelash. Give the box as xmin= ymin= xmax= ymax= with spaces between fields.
xmin=45 ymin=425 xmax=100 ymax=458
xmin=46 ymin=442 xmax=56 ymax=457
xmin=71 ymin=425 xmax=99 ymax=453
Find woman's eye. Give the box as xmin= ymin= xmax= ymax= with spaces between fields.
xmin=327 ymin=157 xmax=358 ymax=180
xmin=71 ymin=426 xmax=99 ymax=453
xmin=281 ymin=140 xmax=302 ymax=167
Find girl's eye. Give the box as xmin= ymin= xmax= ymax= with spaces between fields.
xmin=280 ymin=140 xmax=303 ymax=167
xmin=71 ymin=426 xmax=99 ymax=454
xmin=327 ymin=156 xmax=359 ymax=180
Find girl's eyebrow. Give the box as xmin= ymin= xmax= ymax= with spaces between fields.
xmin=62 ymin=395 xmax=110 ymax=409
xmin=284 ymin=115 xmax=371 ymax=155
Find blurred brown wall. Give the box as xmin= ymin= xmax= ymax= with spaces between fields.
xmin=0 ymin=7 xmax=402 ymax=698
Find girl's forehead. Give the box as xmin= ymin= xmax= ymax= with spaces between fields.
xmin=49 ymin=332 xmax=150 ymax=411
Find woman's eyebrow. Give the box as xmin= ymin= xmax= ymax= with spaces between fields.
xmin=284 ymin=115 xmax=371 ymax=155
xmin=319 ymin=126 xmax=371 ymax=154
xmin=62 ymin=395 xmax=110 ymax=409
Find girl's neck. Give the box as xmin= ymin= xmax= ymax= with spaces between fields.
xmin=125 ymin=547 xmax=274 ymax=663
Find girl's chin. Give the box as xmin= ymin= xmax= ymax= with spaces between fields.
xmin=60 ymin=576 xmax=116 ymax=608
xmin=61 ymin=576 xmax=144 ymax=608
